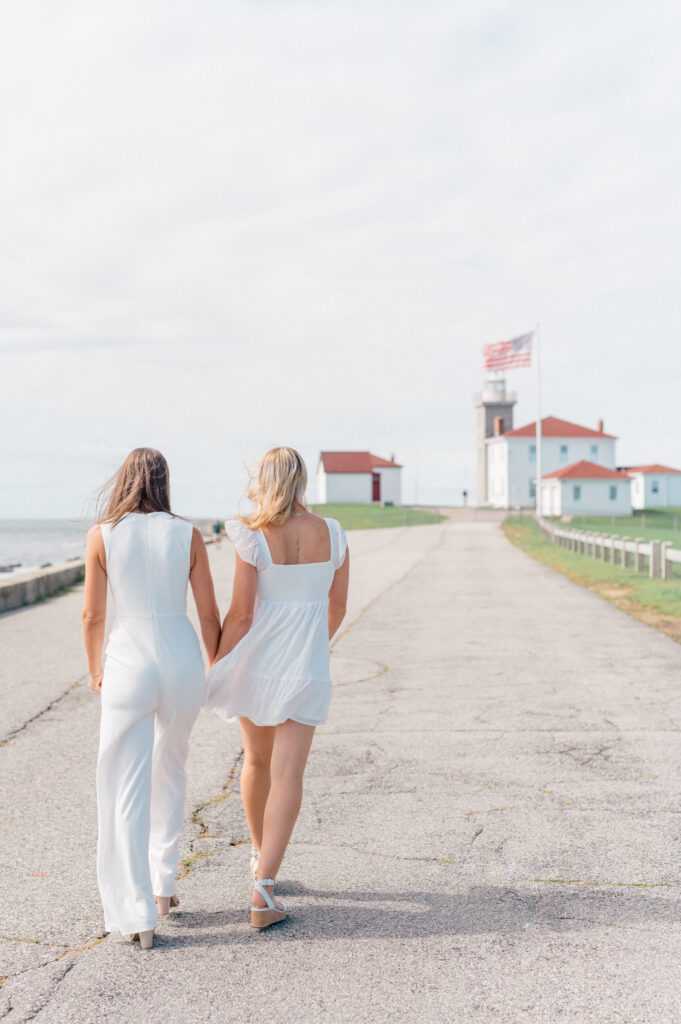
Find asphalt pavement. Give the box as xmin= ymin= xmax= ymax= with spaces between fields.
xmin=2 ymin=513 xmax=681 ymax=1023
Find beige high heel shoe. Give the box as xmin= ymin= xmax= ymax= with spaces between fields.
xmin=129 ymin=929 xmax=154 ymax=950
xmin=251 ymin=878 xmax=287 ymax=930
xmin=155 ymin=894 xmax=180 ymax=916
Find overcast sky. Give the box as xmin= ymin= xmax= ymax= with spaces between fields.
xmin=1 ymin=0 xmax=680 ymax=517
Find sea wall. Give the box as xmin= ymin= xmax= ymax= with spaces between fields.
xmin=0 ymin=560 xmax=86 ymax=614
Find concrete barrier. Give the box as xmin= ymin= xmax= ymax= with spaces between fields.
xmin=0 ymin=560 xmax=85 ymax=614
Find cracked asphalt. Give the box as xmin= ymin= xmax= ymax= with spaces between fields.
xmin=2 ymin=512 xmax=681 ymax=1023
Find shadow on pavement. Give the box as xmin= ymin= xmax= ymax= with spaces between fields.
xmin=156 ymin=881 xmax=680 ymax=946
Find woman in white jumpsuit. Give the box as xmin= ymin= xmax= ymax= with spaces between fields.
xmin=82 ymin=448 xmax=220 ymax=949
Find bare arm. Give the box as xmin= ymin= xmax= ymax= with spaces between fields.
xmin=82 ymin=525 xmax=108 ymax=692
xmin=328 ymin=550 xmax=350 ymax=641
xmin=190 ymin=527 xmax=221 ymax=665
xmin=214 ymin=553 xmax=257 ymax=663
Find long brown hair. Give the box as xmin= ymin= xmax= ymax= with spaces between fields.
xmin=241 ymin=446 xmax=308 ymax=530
xmin=96 ymin=448 xmax=172 ymax=525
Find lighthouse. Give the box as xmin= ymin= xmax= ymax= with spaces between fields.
xmin=473 ymin=377 xmax=517 ymax=505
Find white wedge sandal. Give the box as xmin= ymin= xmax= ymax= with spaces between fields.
xmin=251 ymin=878 xmax=287 ymax=930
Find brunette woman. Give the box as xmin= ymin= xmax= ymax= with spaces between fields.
xmin=82 ymin=448 xmax=220 ymax=949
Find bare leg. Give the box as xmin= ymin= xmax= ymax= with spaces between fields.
xmin=239 ymin=717 xmax=275 ymax=853
xmin=254 ymin=719 xmax=315 ymax=908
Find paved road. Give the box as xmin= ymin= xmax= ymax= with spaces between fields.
xmin=2 ymin=515 xmax=681 ymax=1023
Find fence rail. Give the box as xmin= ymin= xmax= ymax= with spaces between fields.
xmin=535 ymin=519 xmax=680 ymax=580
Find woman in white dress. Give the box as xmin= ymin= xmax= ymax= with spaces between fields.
xmin=206 ymin=447 xmax=349 ymax=928
xmin=82 ymin=448 xmax=220 ymax=949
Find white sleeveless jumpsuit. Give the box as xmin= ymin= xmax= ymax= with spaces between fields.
xmin=97 ymin=512 xmax=205 ymax=936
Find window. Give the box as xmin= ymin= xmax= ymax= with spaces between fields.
xmin=530 ymin=482 xmax=536 ymax=499
xmin=609 ymin=485 xmax=617 ymax=501
xmin=590 ymin=444 xmax=598 ymax=460
xmin=560 ymin=444 xmax=568 ymax=464
xmin=529 ymin=444 xmax=536 ymax=463
xmin=573 ymin=485 xmax=581 ymax=501
xmin=652 ymin=480 xmax=659 ymax=494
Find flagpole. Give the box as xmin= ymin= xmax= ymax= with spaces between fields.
xmin=535 ymin=321 xmax=542 ymax=518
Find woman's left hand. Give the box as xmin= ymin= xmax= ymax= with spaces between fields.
xmin=88 ymin=671 xmax=103 ymax=693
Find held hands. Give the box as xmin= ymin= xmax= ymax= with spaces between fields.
xmin=88 ymin=671 xmax=104 ymax=693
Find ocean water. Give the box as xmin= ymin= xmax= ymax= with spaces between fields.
xmin=0 ymin=520 xmax=90 ymax=576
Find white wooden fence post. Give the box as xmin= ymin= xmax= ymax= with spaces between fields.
xmin=662 ymin=542 xmax=673 ymax=580
xmin=650 ymin=540 xmax=661 ymax=579
xmin=621 ymin=537 xmax=630 ymax=568
xmin=634 ymin=538 xmax=645 ymax=573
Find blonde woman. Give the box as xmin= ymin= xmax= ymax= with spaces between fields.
xmin=206 ymin=447 xmax=349 ymax=928
xmin=82 ymin=448 xmax=220 ymax=949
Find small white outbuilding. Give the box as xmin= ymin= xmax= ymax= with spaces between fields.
xmin=540 ymin=460 xmax=632 ymax=517
xmin=625 ymin=465 xmax=681 ymax=509
xmin=317 ymin=451 xmax=402 ymax=505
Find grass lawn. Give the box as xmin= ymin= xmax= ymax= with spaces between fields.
xmin=504 ymin=515 xmax=681 ymax=644
xmin=309 ymin=504 xmax=442 ymax=530
xmin=550 ymin=508 xmax=681 ymax=548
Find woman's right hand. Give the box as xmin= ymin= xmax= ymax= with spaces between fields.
xmin=88 ymin=671 xmax=103 ymax=693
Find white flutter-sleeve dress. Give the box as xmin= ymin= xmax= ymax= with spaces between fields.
xmin=205 ymin=517 xmax=348 ymax=727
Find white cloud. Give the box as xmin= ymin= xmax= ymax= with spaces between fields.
xmin=1 ymin=0 xmax=680 ymax=515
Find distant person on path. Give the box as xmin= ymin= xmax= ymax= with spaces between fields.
xmin=82 ymin=448 xmax=220 ymax=950
xmin=212 ymin=520 xmax=222 ymax=545
xmin=206 ymin=447 xmax=349 ymax=929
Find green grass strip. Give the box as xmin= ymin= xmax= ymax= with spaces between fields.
xmin=504 ymin=515 xmax=681 ymax=635
xmin=309 ymin=504 xmax=442 ymax=530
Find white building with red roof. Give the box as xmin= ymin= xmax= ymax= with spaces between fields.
xmin=317 ymin=451 xmax=402 ymax=505
xmin=625 ymin=465 xmax=681 ymax=510
xmin=540 ymin=460 xmax=632 ymax=517
xmin=486 ymin=415 xmax=617 ymax=509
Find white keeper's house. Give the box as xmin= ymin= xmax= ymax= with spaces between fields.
xmin=540 ymin=461 xmax=632 ymax=517
xmin=317 ymin=451 xmax=402 ymax=505
xmin=485 ymin=414 xmax=617 ymax=509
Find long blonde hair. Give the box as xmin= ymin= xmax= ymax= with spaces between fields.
xmin=96 ymin=448 xmax=172 ymax=525
xmin=242 ymin=446 xmax=308 ymax=530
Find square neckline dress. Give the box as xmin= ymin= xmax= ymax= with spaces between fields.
xmin=205 ymin=516 xmax=348 ymax=727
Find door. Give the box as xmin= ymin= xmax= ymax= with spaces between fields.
xmin=372 ymin=472 xmax=381 ymax=502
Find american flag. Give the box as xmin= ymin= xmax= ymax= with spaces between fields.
xmin=482 ymin=332 xmax=533 ymax=371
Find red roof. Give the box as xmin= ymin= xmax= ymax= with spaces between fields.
xmin=543 ymin=460 xmax=628 ymax=480
xmin=624 ymin=464 xmax=681 ymax=475
xmin=319 ymin=451 xmax=402 ymax=473
xmin=505 ymin=416 xmax=617 ymax=439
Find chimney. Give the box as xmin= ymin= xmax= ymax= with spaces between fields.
xmin=494 ymin=415 xmax=505 ymax=436
xmin=597 ymin=418 xmax=604 ymax=433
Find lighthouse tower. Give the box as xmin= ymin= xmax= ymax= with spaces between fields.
xmin=473 ymin=377 xmax=517 ymax=505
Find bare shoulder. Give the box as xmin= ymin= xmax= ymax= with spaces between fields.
xmin=86 ymin=523 xmax=104 ymax=546
xmin=304 ymin=510 xmax=329 ymax=527
xmin=191 ymin=525 xmax=207 ymax=551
